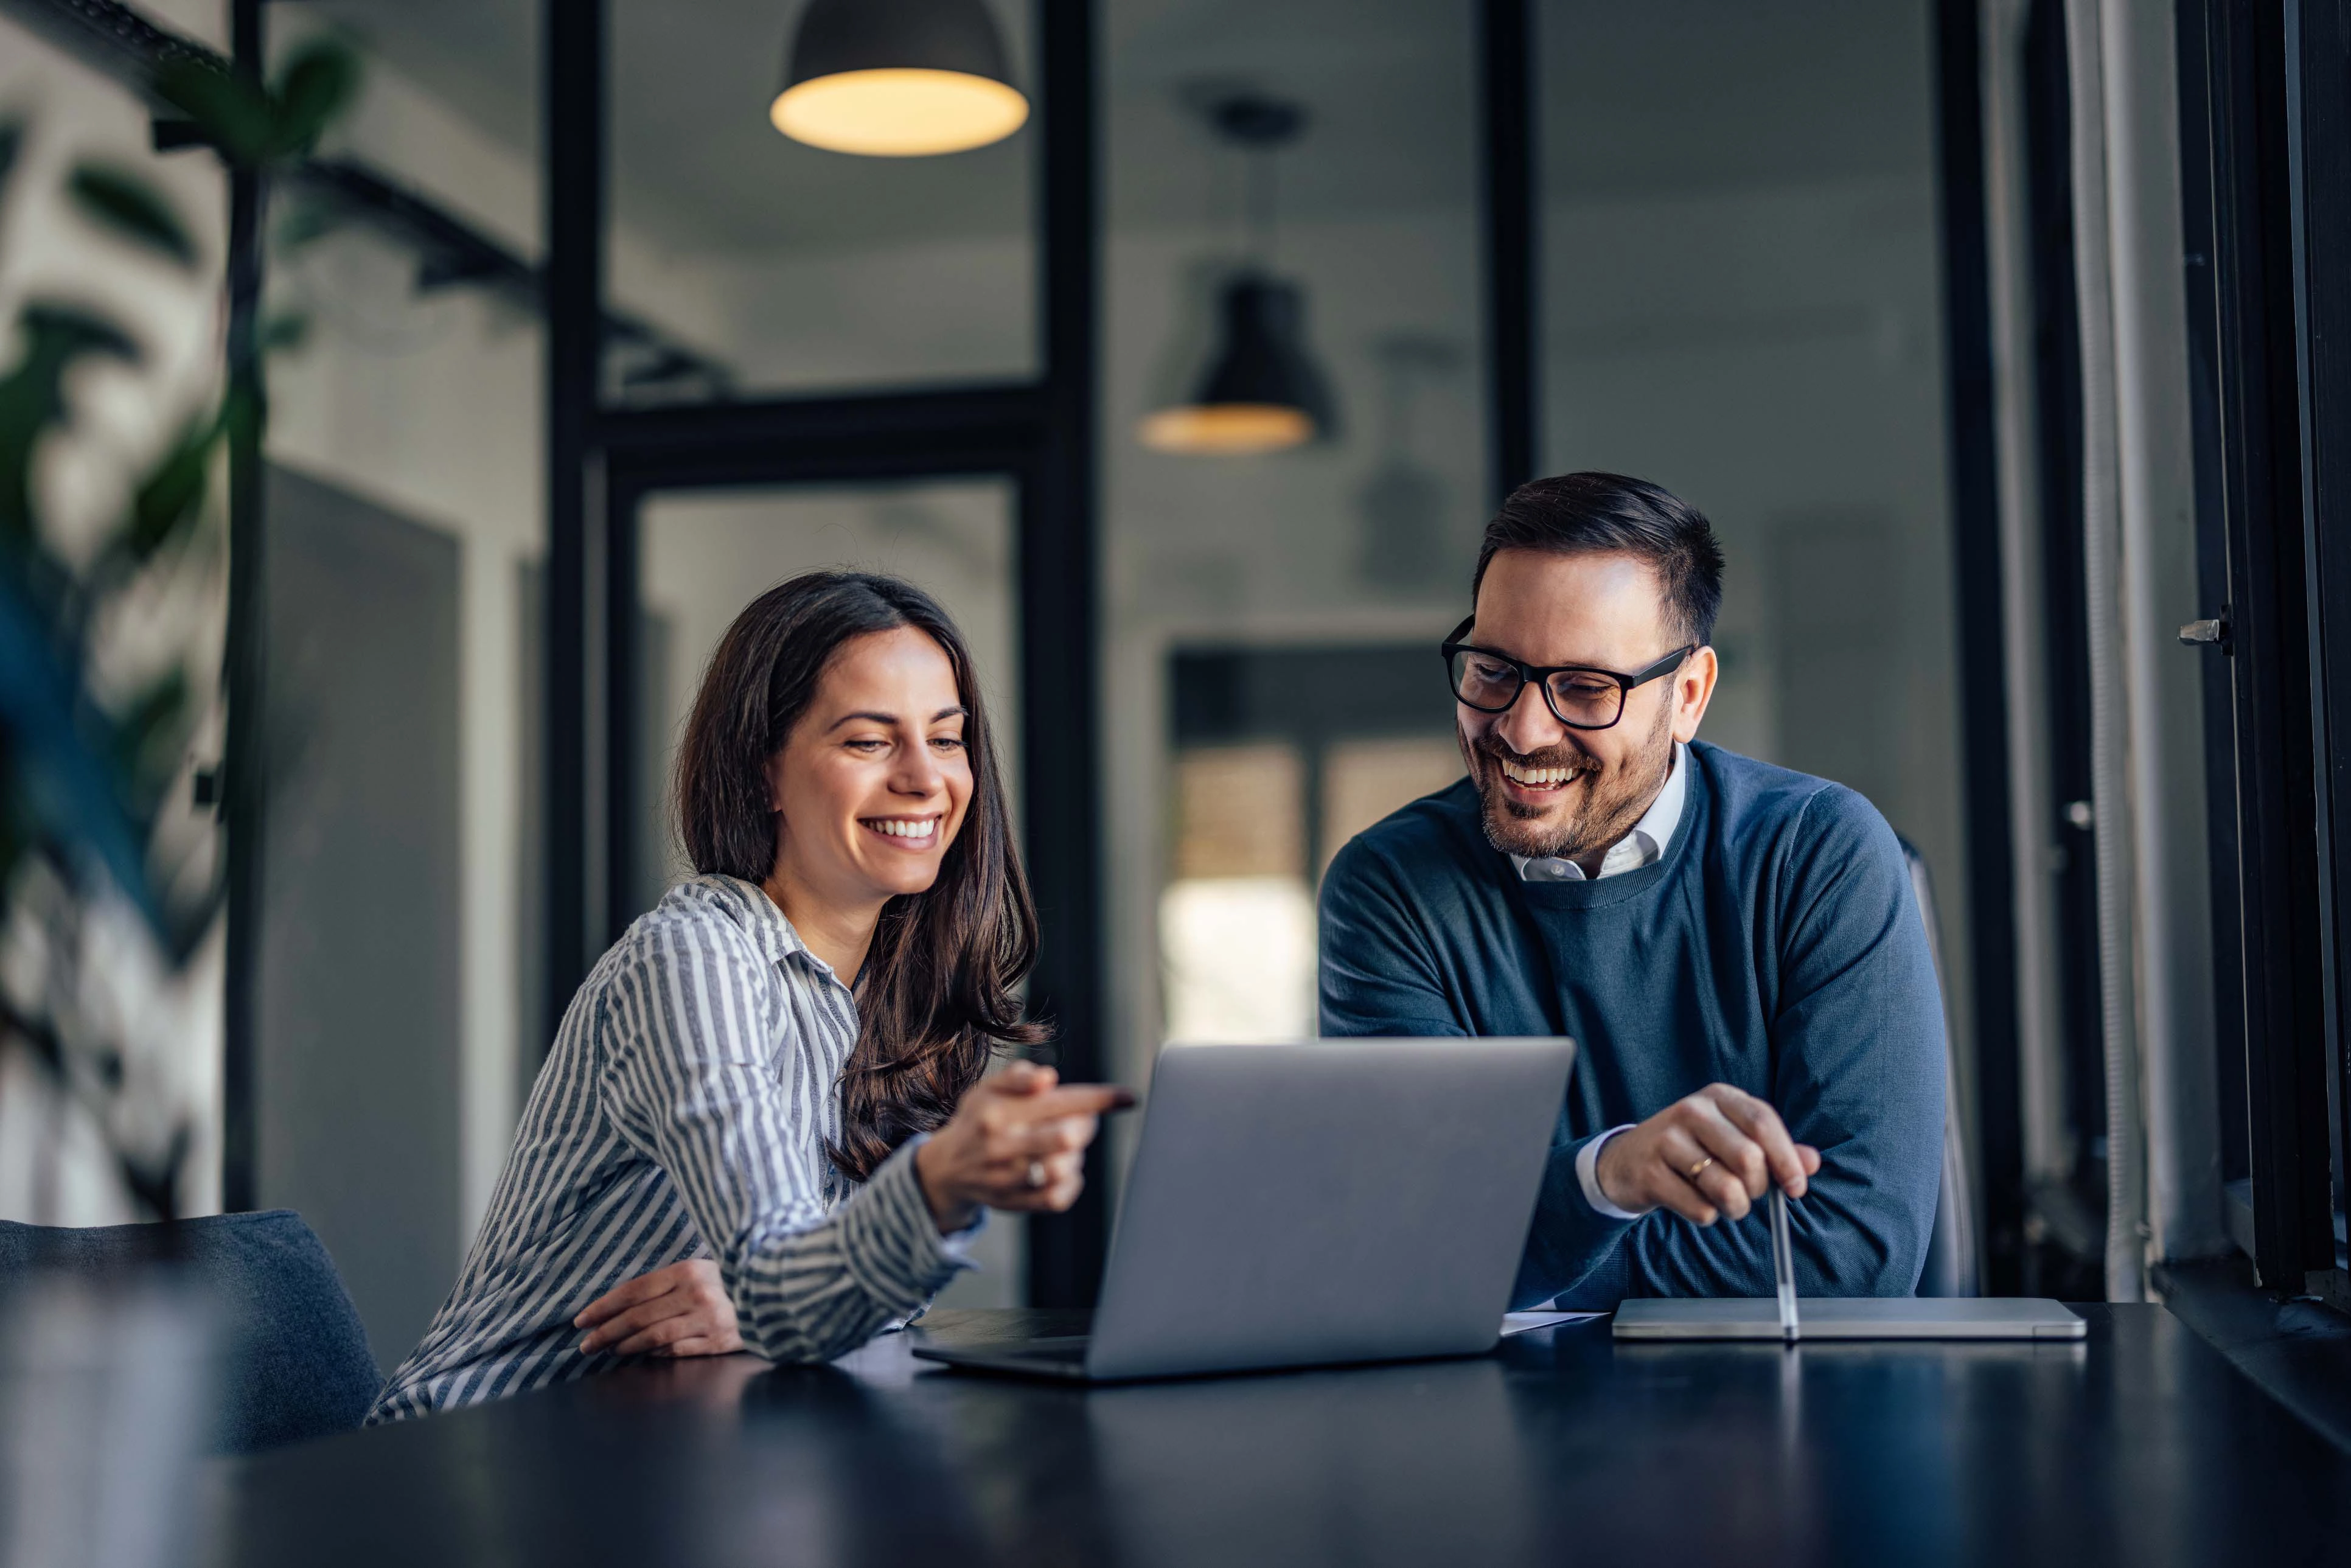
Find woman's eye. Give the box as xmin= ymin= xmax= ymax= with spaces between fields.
xmin=846 ymin=739 xmax=886 ymax=754
xmin=930 ymin=735 xmax=966 ymax=751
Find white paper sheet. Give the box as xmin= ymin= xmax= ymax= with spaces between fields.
xmin=1500 ymin=1310 xmax=1604 ymax=1336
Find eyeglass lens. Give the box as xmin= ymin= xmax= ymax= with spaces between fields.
xmin=1447 ymin=649 xmax=1625 ymax=727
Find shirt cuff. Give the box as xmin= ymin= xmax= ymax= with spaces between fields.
xmin=1576 ymin=1124 xmax=1653 ymax=1221
xmin=838 ymin=1134 xmax=981 ymax=1310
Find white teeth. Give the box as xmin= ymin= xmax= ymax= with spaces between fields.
xmin=1500 ymin=761 xmax=1580 ymax=787
xmin=866 ymin=818 xmax=936 ymax=840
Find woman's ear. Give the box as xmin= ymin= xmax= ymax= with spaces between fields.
xmin=764 ymin=750 xmax=789 ymax=814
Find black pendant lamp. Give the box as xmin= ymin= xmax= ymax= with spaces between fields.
xmin=1137 ymin=276 xmax=1331 ymax=454
xmin=771 ymin=0 xmax=1029 ymax=157
xmin=1140 ymin=94 xmax=1332 ymax=456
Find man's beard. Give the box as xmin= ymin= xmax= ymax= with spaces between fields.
xmin=1466 ymin=700 xmax=1676 ymax=863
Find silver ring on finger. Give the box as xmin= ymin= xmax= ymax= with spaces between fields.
xmin=1684 ymin=1155 xmax=1716 ymax=1182
xmin=1026 ymin=1159 xmax=1048 ymax=1189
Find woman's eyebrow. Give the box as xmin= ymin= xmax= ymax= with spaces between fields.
xmin=824 ymin=705 xmax=969 ymax=733
xmin=825 ymin=710 xmax=899 ymax=731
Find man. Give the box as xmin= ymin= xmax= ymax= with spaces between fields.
xmin=1319 ymin=472 xmax=1945 ymax=1310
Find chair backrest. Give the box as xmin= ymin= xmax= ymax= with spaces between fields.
xmin=1896 ymin=838 xmax=1981 ymax=1298
xmin=0 ymin=1209 xmax=381 ymax=1451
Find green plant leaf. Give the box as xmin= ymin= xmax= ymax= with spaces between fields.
xmin=153 ymin=58 xmax=273 ymax=167
xmin=68 ymin=164 xmax=198 ymax=270
xmin=0 ymin=305 xmax=144 ymax=548
xmin=261 ymin=313 xmax=310 ymax=353
xmin=268 ymin=41 xmax=361 ymax=159
xmin=127 ymin=414 xmax=223 ymax=560
xmin=0 ymin=120 xmax=23 ymax=204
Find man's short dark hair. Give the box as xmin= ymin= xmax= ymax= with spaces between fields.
xmin=1472 ymin=472 xmax=1725 ymax=647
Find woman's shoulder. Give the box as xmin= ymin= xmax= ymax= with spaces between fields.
xmin=599 ymin=875 xmax=786 ymax=984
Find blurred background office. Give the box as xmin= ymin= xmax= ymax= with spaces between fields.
xmin=0 ymin=0 xmax=2342 ymax=1372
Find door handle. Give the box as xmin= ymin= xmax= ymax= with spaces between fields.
xmin=2178 ymin=616 xmax=2229 ymax=649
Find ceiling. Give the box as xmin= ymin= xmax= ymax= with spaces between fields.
xmin=295 ymin=0 xmax=1932 ymax=256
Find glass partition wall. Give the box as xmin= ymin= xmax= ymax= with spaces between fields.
xmin=1103 ymin=0 xmax=1486 ymax=1092
xmin=190 ymin=0 xmax=2022 ymax=1312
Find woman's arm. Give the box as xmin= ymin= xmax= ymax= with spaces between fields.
xmin=596 ymin=914 xmax=973 ymax=1364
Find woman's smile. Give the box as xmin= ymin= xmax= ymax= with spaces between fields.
xmin=860 ymin=814 xmax=942 ymax=849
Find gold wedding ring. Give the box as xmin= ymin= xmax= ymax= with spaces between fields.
xmin=1026 ymin=1159 xmax=1048 ymax=1189
xmin=1684 ymin=1155 xmax=1716 ymax=1182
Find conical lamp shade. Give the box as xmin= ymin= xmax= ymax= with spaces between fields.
xmin=1138 ymin=276 xmax=1332 ymax=455
xmin=772 ymin=0 xmax=1029 ymax=156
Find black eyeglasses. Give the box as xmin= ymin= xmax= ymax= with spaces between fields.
xmin=1440 ymin=618 xmax=1694 ymax=731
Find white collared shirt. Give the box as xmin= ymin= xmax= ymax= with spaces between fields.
xmin=1499 ymin=744 xmax=1688 ymax=1222
xmin=1509 ymin=740 xmax=1688 ymax=883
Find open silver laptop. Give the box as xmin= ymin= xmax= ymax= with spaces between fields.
xmin=912 ymin=1037 xmax=1577 ymax=1382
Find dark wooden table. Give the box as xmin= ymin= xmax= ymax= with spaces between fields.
xmin=221 ymin=1306 xmax=2350 ymax=1566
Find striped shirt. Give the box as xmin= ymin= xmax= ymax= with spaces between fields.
xmin=367 ymin=875 xmax=974 ymax=1421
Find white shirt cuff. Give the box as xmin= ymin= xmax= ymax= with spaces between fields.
xmin=1576 ymin=1124 xmax=1653 ymax=1221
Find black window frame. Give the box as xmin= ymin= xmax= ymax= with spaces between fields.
xmin=2175 ymin=0 xmax=2351 ymax=1308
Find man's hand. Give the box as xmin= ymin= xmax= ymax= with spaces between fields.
xmin=575 ymin=1258 xmax=744 ymax=1358
xmin=1595 ymin=1083 xmax=1821 ymax=1224
xmin=913 ymin=1061 xmax=1135 ymax=1233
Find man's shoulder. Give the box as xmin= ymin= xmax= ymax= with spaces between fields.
xmin=1690 ymin=742 xmax=1906 ymax=882
xmin=1333 ymin=776 xmax=1486 ymax=880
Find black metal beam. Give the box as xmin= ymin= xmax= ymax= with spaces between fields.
xmin=0 ymin=0 xmax=221 ymax=107
xmin=1021 ymin=0 xmax=1107 ymax=1310
xmin=1478 ymin=0 xmax=1538 ymax=501
xmin=597 ymin=383 xmax=1048 ymax=469
xmin=543 ymin=0 xmax=601 ymax=1047
xmin=1931 ymin=0 xmax=2021 ymax=1294
xmin=2282 ymin=0 xmax=2351 ymax=1310
xmin=219 ymin=0 xmax=262 ymax=1215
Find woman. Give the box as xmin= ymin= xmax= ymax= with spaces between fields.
xmin=370 ymin=571 xmax=1124 ymax=1420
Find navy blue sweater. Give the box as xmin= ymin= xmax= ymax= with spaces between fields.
xmin=1318 ymin=741 xmax=1946 ymax=1309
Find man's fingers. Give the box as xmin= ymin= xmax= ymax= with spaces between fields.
xmin=1706 ymin=1088 xmax=1809 ymax=1198
xmin=1800 ymin=1145 xmax=1822 ymax=1176
xmin=1694 ymin=1162 xmax=1752 ymax=1222
xmin=1650 ymin=1128 xmax=1724 ymax=1224
xmin=1686 ymin=1107 xmax=1771 ymax=1200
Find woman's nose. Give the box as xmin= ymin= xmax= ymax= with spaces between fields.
xmin=893 ymin=747 xmax=944 ymax=795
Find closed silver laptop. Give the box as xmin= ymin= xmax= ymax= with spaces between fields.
xmin=913 ymin=1037 xmax=1577 ymax=1382
xmin=1612 ymin=1296 xmax=2086 ymax=1340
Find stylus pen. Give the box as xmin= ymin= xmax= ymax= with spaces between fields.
xmin=1770 ymin=1186 xmax=1800 ymax=1343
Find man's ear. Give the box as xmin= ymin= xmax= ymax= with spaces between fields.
xmin=1671 ymin=646 xmax=1719 ymax=745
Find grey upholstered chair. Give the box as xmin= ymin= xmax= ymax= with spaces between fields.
xmin=0 ymin=1209 xmax=381 ymax=1451
xmin=1898 ymin=838 xmax=1982 ymax=1298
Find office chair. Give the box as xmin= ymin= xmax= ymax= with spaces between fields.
xmin=1898 ymin=838 xmax=1981 ymax=1298
xmin=0 ymin=1209 xmax=381 ymax=1451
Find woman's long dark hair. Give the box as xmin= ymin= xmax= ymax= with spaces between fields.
xmin=674 ymin=570 xmax=1046 ymax=1181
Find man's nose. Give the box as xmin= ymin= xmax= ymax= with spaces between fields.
xmin=1494 ymin=681 xmax=1566 ymax=755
